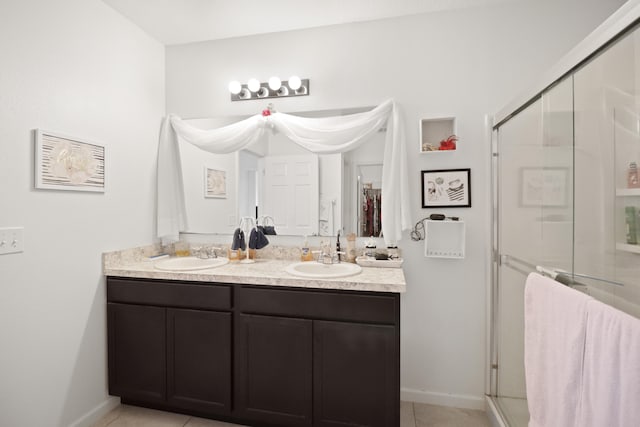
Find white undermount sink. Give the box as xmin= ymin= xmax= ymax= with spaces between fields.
xmin=285 ymin=261 xmax=362 ymax=279
xmin=154 ymin=256 xmax=229 ymax=271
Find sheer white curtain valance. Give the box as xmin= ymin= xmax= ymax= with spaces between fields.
xmin=157 ymin=98 xmax=411 ymax=245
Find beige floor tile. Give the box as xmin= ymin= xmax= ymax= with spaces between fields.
xmin=401 ymin=400 xmax=416 ymax=427
xmin=184 ymin=416 xmax=246 ymax=427
xmin=91 ymin=405 xmax=123 ymax=427
xmin=102 ymin=404 xmax=190 ymax=427
xmin=414 ymin=402 xmax=489 ymax=427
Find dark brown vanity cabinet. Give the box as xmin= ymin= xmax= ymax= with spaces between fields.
xmin=107 ymin=278 xmax=232 ymax=416
xmin=235 ymin=285 xmax=400 ymax=427
xmin=235 ymin=314 xmax=314 ymax=426
xmin=107 ymin=277 xmax=400 ymax=427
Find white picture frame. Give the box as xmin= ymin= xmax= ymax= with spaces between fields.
xmin=34 ymin=129 xmax=105 ymax=192
xmin=204 ymin=167 xmax=227 ymax=198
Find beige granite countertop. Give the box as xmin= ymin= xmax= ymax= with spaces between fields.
xmin=103 ymin=245 xmax=406 ymax=293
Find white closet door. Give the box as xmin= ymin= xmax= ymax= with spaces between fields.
xmin=263 ymin=155 xmax=319 ymax=236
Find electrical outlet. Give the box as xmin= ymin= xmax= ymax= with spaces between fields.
xmin=0 ymin=227 xmax=24 ymax=255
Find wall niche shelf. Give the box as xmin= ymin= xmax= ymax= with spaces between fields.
xmin=420 ymin=117 xmax=456 ymax=153
xmin=424 ymin=220 xmax=465 ymax=259
xmin=616 ymin=188 xmax=640 ymax=197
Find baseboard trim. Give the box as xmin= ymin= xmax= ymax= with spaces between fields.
xmin=401 ymin=387 xmax=485 ymax=410
xmin=485 ymin=396 xmax=508 ymax=427
xmin=68 ymin=396 xmax=120 ymax=427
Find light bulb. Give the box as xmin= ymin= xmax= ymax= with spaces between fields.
xmin=268 ymin=76 xmax=281 ymax=91
xmin=239 ymin=88 xmax=251 ymax=99
xmin=228 ymin=80 xmax=241 ymax=95
xmin=247 ymin=78 xmax=261 ymax=92
xmin=288 ymin=76 xmax=302 ymax=90
xmin=277 ymin=86 xmax=289 ymax=96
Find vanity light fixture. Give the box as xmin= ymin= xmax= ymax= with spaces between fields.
xmin=229 ymin=76 xmax=310 ymax=101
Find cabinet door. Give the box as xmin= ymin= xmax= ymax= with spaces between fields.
xmin=108 ymin=302 xmax=166 ymax=402
xmin=314 ymin=320 xmax=399 ymax=427
xmin=235 ymin=313 xmax=313 ymax=427
xmin=167 ymin=308 xmax=231 ymax=415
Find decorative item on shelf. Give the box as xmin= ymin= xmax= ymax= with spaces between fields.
xmin=625 ymin=206 xmax=638 ymax=245
xmin=228 ymin=76 xmax=310 ymax=101
xmin=628 ymin=161 xmax=640 ymax=188
xmin=438 ymin=135 xmax=457 ymax=150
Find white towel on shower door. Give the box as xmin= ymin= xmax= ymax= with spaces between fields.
xmin=575 ymin=299 xmax=640 ymax=427
xmin=524 ymin=272 xmax=593 ymax=427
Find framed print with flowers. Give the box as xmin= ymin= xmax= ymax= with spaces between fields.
xmin=34 ymin=129 xmax=105 ymax=192
xmin=204 ymin=167 xmax=227 ymax=198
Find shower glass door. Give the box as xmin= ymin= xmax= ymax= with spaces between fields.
xmin=491 ymin=20 xmax=640 ymax=427
xmin=492 ymin=77 xmax=574 ymax=427
xmin=573 ymin=25 xmax=640 ymax=318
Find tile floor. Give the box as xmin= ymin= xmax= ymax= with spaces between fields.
xmin=93 ymin=402 xmax=490 ymax=427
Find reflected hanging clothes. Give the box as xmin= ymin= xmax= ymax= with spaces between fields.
xmin=361 ymin=187 xmax=382 ymax=237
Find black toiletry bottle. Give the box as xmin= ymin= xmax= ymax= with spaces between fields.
xmin=336 ymin=230 xmax=341 ymax=261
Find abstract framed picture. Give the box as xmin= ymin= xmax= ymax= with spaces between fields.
xmin=204 ymin=167 xmax=226 ymax=198
xmin=421 ymin=168 xmax=471 ymax=208
xmin=34 ymin=129 xmax=105 ymax=192
xmin=520 ymin=167 xmax=569 ymax=207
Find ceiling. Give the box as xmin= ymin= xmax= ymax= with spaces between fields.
xmin=102 ymin=0 xmax=522 ymax=45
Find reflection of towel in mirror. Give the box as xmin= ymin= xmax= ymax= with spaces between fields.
xmin=249 ymin=228 xmax=269 ymax=250
xmin=319 ymin=196 xmax=334 ymax=237
xmin=231 ymin=228 xmax=246 ymax=250
xmin=258 ymin=225 xmax=277 ymax=235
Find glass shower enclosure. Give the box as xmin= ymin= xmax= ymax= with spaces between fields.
xmin=490 ymin=21 xmax=640 ymax=427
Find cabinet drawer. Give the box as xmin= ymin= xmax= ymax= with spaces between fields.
xmin=236 ymin=286 xmax=398 ymax=324
xmin=107 ymin=277 xmax=231 ymax=311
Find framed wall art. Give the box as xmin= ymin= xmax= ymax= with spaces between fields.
xmin=34 ymin=129 xmax=105 ymax=192
xmin=421 ymin=168 xmax=471 ymax=208
xmin=204 ymin=167 xmax=227 ymax=198
xmin=520 ymin=167 xmax=569 ymax=207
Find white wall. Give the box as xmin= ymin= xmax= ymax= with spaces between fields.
xmin=166 ymin=0 xmax=624 ymax=408
xmin=0 ymin=1 xmax=164 ymax=426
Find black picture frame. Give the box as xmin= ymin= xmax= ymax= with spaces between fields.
xmin=421 ymin=168 xmax=471 ymax=208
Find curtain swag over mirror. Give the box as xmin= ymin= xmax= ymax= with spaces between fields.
xmin=157 ymin=98 xmax=411 ymax=245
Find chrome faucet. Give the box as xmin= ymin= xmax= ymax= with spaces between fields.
xmin=313 ymin=239 xmax=345 ymax=264
xmin=192 ymin=245 xmax=221 ymax=259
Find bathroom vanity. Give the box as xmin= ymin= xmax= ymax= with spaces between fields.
xmin=104 ymin=248 xmax=405 ymax=427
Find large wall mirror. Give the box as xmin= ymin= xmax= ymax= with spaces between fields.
xmin=178 ymin=107 xmax=385 ymax=237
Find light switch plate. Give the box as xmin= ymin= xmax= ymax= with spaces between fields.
xmin=0 ymin=227 xmax=24 ymax=255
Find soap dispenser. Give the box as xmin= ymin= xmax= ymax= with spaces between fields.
xmin=301 ymin=236 xmax=313 ymax=261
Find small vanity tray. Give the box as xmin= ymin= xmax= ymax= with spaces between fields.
xmin=355 ymin=256 xmax=404 ymax=268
